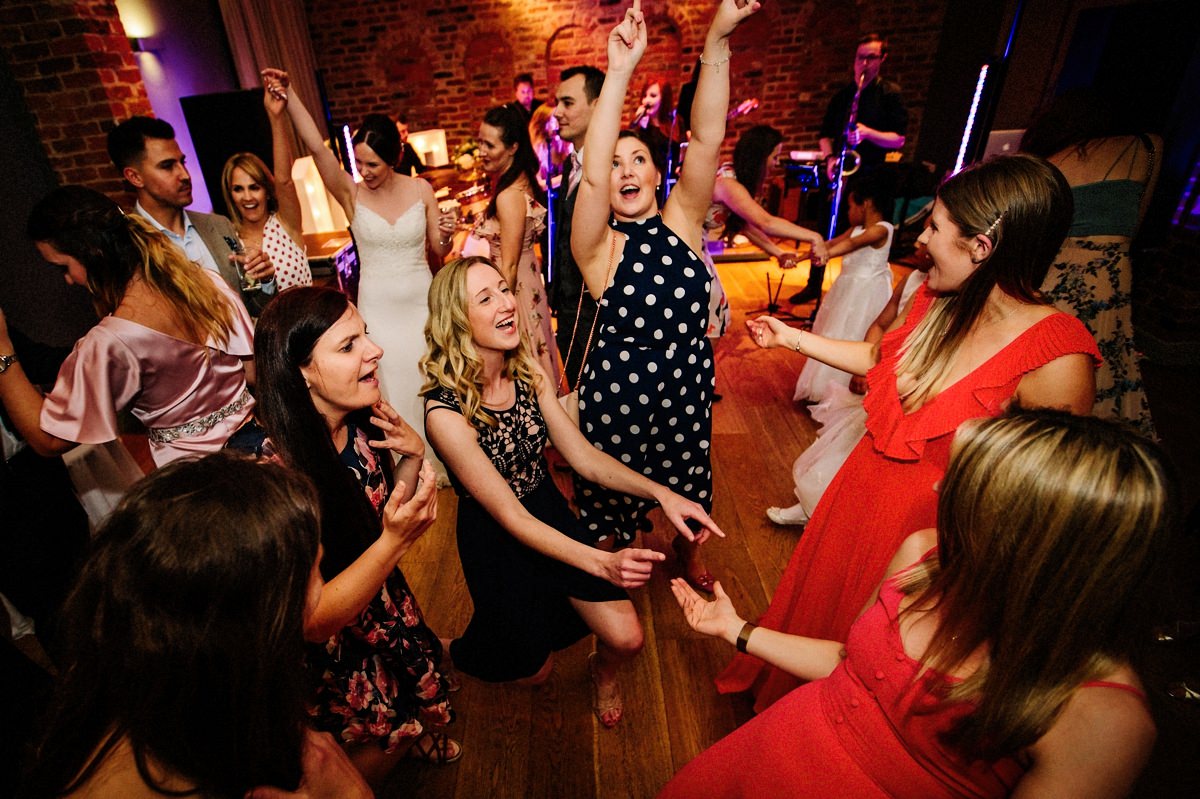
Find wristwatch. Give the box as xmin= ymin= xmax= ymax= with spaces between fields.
xmin=0 ymin=353 xmax=16 ymax=375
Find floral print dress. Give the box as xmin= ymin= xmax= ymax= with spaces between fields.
xmin=307 ymin=423 xmax=453 ymax=752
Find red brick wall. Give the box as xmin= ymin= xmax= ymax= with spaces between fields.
xmin=305 ymin=0 xmax=947 ymax=160
xmin=0 ymin=0 xmax=151 ymax=197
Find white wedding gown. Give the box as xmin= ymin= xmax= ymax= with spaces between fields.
xmin=352 ymin=202 xmax=446 ymax=483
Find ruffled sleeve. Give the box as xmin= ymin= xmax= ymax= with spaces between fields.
xmin=864 ymin=286 xmax=1101 ymax=461
xmin=208 ymin=270 xmax=254 ymax=357
xmin=40 ymin=323 xmax=141 ymax=445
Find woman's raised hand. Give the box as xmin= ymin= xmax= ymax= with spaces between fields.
xmin=601 ymin=547 xmax=666 ymax=589
xmin=658 ymin=492 xmax=725 ymax=545
xmin=368 ymin=400 xmax=425 ymax=459
xmin=745 ymin=314 xmax=796 ymax=350
xmin=709 ymin=0 xmax=763 ymax=42
xmin=262 ymin=71 xmax=287 ymax=116
xmin=380 ymin=458 xmax=439 ymax=553
xmin=260 ymin=68 xmax=290 ymax=102
xmin=607 ymin=0 xmax=647 ymax=75
xmin=670 ymin=578 xmax=743 ymax=641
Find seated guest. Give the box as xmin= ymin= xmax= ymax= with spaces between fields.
xmin=421 ymin=257 xmax=721 ymax=726
xmin=19 ymin=452 xmax=371 ymax=798
xmin=220 ymin=83 xmax=312 ymax=291
xmin=108 ymin=116 xmax=276 ymax=315
xmin=251 ymin=287 xmax=458 ymax=785
xmin=0 ymin=186 xmax=255 ymax=467
xmin=662 ymin=409 xmax=1170 ymax=798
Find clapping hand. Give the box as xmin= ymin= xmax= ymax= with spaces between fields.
xmin=670 ymin=578 xmax=744 ymax=641
xmin=601 ymin=546 xmax=666 ymax=589
xmin=607 ymin=0 xmax=647 ymax=75
xmin=368 ymin=400 xmax=425 ymax=459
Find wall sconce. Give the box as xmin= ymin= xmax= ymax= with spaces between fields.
xmin=128 ymin=37 xmax=145 ymax=52
xmin=408 ymin=128 xmax=449 ymax=168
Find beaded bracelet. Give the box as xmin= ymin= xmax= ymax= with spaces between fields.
xmin=699 ymin=49 xmax=731 ymax=72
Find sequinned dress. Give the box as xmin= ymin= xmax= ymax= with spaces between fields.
xmin=716 ymin=285 xmax=1100 ymax=711
xmin=307 ymin=423 xmax=453 ymax=752
xmin=576 ymin=215 xmax=714 ymax=545
xmin=425 ymin=382 xmax=625 ymax=682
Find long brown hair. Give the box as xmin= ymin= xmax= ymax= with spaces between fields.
xmin=900 ymin=409 xmax=1176 ymax=759
xmin=895 ymin=155 xmax=1072 ymax=408
xmin=221 ymin=151 xmax=278 ymax=230
xmin=26 ymin=185 xmax=235 ymax=347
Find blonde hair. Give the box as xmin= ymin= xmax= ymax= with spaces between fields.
xmin=220 ymin=152 xmax=276 ymax=231
xmin=420 ymin=257 xmax=542 ymax=427
xmin=119 ymin=215 xmax=235 ymax=347
xmin=895 ymin=155 xmax=1073 ymax=408
xmin=899 ymin=409 xmax=1175 ymax=758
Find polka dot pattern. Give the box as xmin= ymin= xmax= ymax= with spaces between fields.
xmin=574 ymin=214 xmax=714 ymax=545
xmin=262 ymin=213 xmax=312 ymax=290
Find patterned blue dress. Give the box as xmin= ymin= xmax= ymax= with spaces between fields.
xmin=575 ymin=215 xmax=715 ymax=545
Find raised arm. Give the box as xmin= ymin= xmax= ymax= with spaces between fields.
xmin=532 ymin=364 xmax=724 ymax=544
xmin=665 ymin=0 xmax=762 ymax=240
xmin=263 ymin=83 xmax=305 ymax=249
xmin=746 ymin=315 xmax=879 ymax=376
xmin=571 ymin=2 xmax=648 ymax=298
xmin=425 ymin=397 xmax=667 ymax=588
xmin=261 ymin=68 xmax=358 ymax=221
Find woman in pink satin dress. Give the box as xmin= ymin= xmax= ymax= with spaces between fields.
xmin=0 ymin=186 xmax=255 ymax=467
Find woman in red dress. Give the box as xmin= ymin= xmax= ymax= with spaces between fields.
xmin=724 ymin=154 xmax=1101 ymax=711
xmin=663 ymin=410 xmax=1170 ymax=798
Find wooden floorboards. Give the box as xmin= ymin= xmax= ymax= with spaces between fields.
xmin=385 ymin=256 xmax=822 ymax=798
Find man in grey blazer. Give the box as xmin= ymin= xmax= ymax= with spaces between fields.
xmin=107 ymin=116 xmax=276 ymax=316
xmin=550 ymin=65 xmax=604 ymax=390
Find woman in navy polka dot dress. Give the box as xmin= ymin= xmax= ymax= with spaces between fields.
xmin=571 ymin=0 xmax=761 ymax=589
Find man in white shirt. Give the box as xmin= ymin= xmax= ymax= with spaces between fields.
xmin=106 ymin=116 xmax=276 ymax=315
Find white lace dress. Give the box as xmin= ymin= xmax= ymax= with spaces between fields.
xmin=351 ymin=201 xmax=445 ymax=481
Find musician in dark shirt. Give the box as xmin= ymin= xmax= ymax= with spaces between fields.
xmin=792 ymin=33 xmax=907 ymax=305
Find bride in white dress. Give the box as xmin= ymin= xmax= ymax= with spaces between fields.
xmin=263 ymin=68 xmax=454 ymax=482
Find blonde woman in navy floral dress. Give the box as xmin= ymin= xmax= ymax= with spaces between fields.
xmin=570 ymin=0 xmax=761 ymax=589
xmin=251 ymin=287 xmax=458 ymax=786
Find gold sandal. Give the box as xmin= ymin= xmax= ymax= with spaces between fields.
xmin=587 ymin=652 xmax=623 ymax=728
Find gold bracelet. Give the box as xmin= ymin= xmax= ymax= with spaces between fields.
xmin=735 ymin=621 xmax=756 ymax=653
xmin=699 ymin=49 xmax=731 ymax=72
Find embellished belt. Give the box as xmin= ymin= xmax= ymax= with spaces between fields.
xmin=147 ymin=388 xmax=253 ymax=445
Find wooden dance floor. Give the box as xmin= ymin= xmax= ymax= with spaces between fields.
xmin=388 ymin=253 xmax=1198 ymax=798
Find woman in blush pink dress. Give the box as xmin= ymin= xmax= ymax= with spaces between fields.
xmin=0 ymin=186 xmax=254 ymax=467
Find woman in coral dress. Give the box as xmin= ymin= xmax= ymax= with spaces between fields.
xmin=662 ymin=410 xmax=1167 ymax=798
xmin=727 ymin=155 xmax=1100 ymax=712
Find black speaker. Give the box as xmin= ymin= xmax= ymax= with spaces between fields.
xmin=180 ymin=88 xmax=272 ymax=219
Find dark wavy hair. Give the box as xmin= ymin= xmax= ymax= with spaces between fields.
xmin=20 ymin=453 xmax=321 ymax=796
xmin=254 ymin=287 xmax=387 ymax=580
xmin=352 ymin=113 xmax=401 ymax=167
xmin=726 ymin=125 xmax=783 ymax=235
xmin=483 ymin=102 xmax=546 ymax=218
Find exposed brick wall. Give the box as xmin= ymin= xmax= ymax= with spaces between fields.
xmin=0 ymin=0 xmax=150 ymax=197
xmin=306 ymin=0 xmax=946 ymax=161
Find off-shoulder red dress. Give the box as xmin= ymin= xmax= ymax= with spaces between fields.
xmin=716 ymin=285 xmax=1100 ymax=711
